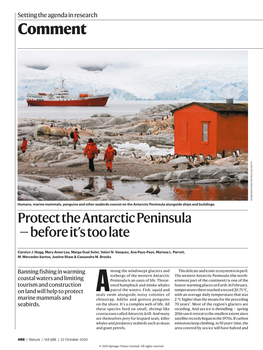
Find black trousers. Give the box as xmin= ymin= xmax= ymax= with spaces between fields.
xmin=89 ymin=158 xmax=95 ymax=171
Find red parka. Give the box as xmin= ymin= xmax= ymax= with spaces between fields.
xmin=21 ymin=140 xmax=27 ymax=152
xmin=84 ymin=142 xmax=98 ymax=159
xmin=73 ymin=130 xmax=79 ymax=142
xmin=104 ymin=145 xmax=115 ymax=161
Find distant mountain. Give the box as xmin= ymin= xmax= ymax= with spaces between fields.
xmin=26 ymin=65 xmax=49 ymax=70
xmin=17 ymin=63 xmax=248 ymax=102
xmin=78 ymin=65 xmax=108 ymax=71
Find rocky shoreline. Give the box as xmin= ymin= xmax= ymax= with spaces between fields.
xmin=18 ymin=103 xmax=248 ymax=201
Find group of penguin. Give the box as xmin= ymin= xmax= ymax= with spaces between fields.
xmin=186 ymin=153 xmax=211 ymax=167
xmin=145 ymin=154 xmax=178 ymax=164
xmin=144 ymin=148 xmax=241 ymax=167
xmin=232 ymin=149 xmax=241 ymax=158
xmin=131 ymin=114 xmax=173 ymax=136
xmin=145 ymin=184 xmax=161 ymax=196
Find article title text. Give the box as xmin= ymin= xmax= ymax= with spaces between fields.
xmin=18 ymin=212 xmax=192 ymax=238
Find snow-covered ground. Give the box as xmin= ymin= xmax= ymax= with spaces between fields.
xmin=18 ymin=62 xmax=248 ymax=102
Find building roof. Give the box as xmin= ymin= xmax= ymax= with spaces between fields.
xmin=171 ymin=102 xmax=248 ymax=114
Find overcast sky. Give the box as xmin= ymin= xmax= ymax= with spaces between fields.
xmin=18 ymin=50 xmax=248 ymax=68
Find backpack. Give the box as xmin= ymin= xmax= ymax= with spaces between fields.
xmin=70 ymin=131 xmax=74 ymax=139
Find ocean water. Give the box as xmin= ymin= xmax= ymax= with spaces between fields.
xmin=17 ymin=100 xmax=179 ymax=120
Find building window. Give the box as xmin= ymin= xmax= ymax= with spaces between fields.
xmin=202 ymin=123 xmax=208 ymax=142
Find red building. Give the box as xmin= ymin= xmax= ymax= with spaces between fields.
xmin=172 ymin=101 xmax=248 ymax=157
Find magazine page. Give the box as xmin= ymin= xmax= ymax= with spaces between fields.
xmin=3 ymin=2 xmax=263 ymax=349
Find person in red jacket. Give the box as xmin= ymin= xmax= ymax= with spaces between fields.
xmin=84 ymin=138 xmax=98 ymax=172
xmin=104 ymin=144 xmax=115 ymax=172
xmin=21 ymin=137 xmax=27 ymax=153
xmin=73 ymin=128 xmax=79 ymax=150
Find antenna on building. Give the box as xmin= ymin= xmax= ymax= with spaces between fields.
xmin=60 ymin=73 xmax=65 ymax=90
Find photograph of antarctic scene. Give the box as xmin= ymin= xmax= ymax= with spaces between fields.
xmin=17 ymin=50 xmax=248 ymax=201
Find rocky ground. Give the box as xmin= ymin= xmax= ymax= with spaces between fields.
xmin=17 ymin=103 xmax=248 ymax=201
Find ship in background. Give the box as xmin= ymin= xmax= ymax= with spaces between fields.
xmin=26 ymin=75 xmax=110 ymax=106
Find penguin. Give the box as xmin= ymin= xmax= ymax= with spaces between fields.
xmin=145 ymin=185 xmax=154 ymax=193
xmin=193 ymin=155 xmax=199 ymax=166
xmin=165 ymin=155 xmax=171 ymax=163
xmin=233 ymin=151 xmax=237 ymax=157
xmin=199 ymin=153 xmax=204 ymax=161
xmin=84 ymin=178 xmax=94 ymax=190
xmin=159 ymin=156 xmax=165 ymax=164
xmin=199 ymin=153 xmax=205 ymax=165
xmin=207 ymin=154 xmax=213 ymax=160
xmin=204 ymin=158 xmax=209 ymax=166
xmin=236 ymin=149 xmax=240 ymax=157
xmin=151 ymin=185 xmax=161 ymax=196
